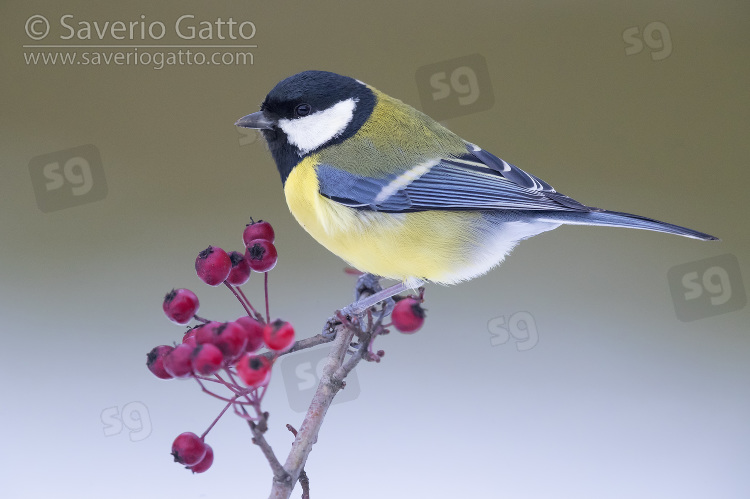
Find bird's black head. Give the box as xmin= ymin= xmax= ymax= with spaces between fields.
xmin=236 ymin=71 xmax=376 ymax=183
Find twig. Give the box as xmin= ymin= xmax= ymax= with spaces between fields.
xmin=259 ymin=333 xmax=335 ymax=361
xmin=286 ymin=425 xmax=310 ymax=499
xmin=249 ymin=412 xmax=291 ymax=486
xmin=261 ymin=275 xmax=409 ymax=498
xmin=334 ymin=340 xmax=366 ymax=380
xmin=268 ymin=320 xmax=358 ymax=498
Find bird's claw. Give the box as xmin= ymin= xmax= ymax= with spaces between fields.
xmin=354 ymin=273 xmax=383 ymax=301
xmin=322 ymin=316 xmax=341 ymax=339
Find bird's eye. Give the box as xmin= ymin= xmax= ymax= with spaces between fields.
xmin=294 ymin=104 xmax=311 ymax=117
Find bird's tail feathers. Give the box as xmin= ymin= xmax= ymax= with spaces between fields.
xmin=538 ymin=210 xmax=719 ymax=241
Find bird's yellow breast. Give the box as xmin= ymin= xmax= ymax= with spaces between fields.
xmin=283 ymin=156 xmax=488 ymax=285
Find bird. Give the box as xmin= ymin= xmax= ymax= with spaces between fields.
xmin=235 ymin=70 xmax=717 ymax=307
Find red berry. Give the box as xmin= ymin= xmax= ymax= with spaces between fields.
xmin=171 ymin=432 xmax=207 ymax=466
xmin=195 ymin=246 xmax=232 ymax=286
xmin=193 ymin=321 xmax=222 ymax=346
xmin=242 ymin=219 xmax=275 ymax=245
xmin=213 ymin=322 xmax=248 ymax=361
xmin=226 ymin=251 xmax=251 ymax=286
xmin=188 ymin=444 xmax=214 ymax=473
xmin=195 ymin=321 xmax=246 ymax=361
xmin=391 ymin=297 xmax=425 ymax=333
xmin=235 ymin=316 xmax=265 ymax=353
xmin=245 ymin=240 xmax=277 ymax=272
xmin=263 ymin=319 xmax=295 ymax=352
xmin=147 ymin=345 xmax=174 ymax=379
xmin=163 ymin=288 xmax=199 ymax=324
xmin=182 ymin=328 xmax=198 ymax=347
xmin=236 ymin=354 xmax=272 ymax=388
xmin=191 ymin=344 xmax=224 ymax=375
xmin=163 ymin=343 xmax=195 ymax=378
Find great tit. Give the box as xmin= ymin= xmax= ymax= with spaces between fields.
xmin=236 ymin=70 xmax=717 ymax=289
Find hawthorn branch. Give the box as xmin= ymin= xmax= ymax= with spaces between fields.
xmin=268 ymin=319 xmax=358 ymax=499
xmin=335 ymin=340 xmax=366 ymax=380
xmin=259 ymin=333 xmax=335 ymax=361
xmin=264 ymin=275 xmax=403 ymax=498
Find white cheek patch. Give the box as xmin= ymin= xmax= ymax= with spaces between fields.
xmin=278 ymin=98 xmax=357 ymax=155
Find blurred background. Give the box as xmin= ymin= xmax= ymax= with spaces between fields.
xmin=1 ymin=1 xmax=748 ymax=498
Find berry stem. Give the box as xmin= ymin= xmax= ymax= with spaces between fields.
xmin=223 ymin=281 xmax=259 ymax=318
xmin=201 ymin=397 xmax=235 ymax=439
xmin=224 ymin=369 xmax=263 ymax=409
xmin=193 ymin=375 xmax=227 ymax=386
xmin=233 ymin=404 xmax=257 ymax=421
xmin=255 ymin=384 xmax=268 ymax=407
xmin=212 ymin=372 xmax=244 ymax=396
xmin=194 ymin=376 xmax=252 ymax=405
xmin=264 ymin=273 xmax=270 ymax=323
xmin=236 ymin=286 xmax=264 ymax=321
xmin=193 ymin=314 xmax=211 ymax=324
xmin=233 ymin=396 xmax=263 ymax=422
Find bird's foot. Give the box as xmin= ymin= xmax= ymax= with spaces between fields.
xmin=340 ymin=275 xmax=424 ymax=317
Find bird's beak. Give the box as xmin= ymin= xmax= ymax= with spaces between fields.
xmin=235 ymin=111 xmax=275 ymax=130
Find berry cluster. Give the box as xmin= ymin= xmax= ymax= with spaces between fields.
xmin=146 ymin=219 xmax=295 ymax=474
xmin=147 ymin=217 xmax=429 ymax=482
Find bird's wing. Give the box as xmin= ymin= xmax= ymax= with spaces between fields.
xmin=316 ymin=143 xmax=596 ymax=213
